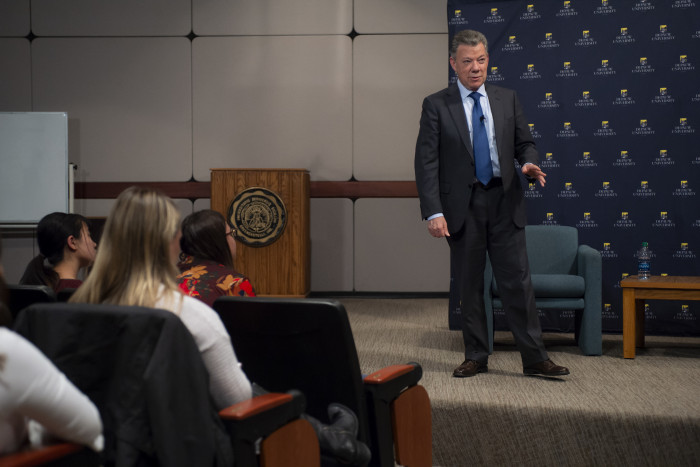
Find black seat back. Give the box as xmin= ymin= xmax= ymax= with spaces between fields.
xmin=213 ymin=296 xmax=370 ymax=444
xmin=7 ymin=284 xmax=56 ymax=321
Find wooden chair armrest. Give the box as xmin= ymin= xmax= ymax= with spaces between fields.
xmin=220 ymin=390 xmax=307 ymax=444
xmin=0 ymin=443 xmax=89 ymax=467
xmin=363 ymin=364 xmax=415 ymax=384
xmin=219 ymin=392 xmax=294 ymax=420
xmin=259 ymin=419 xmax=320 ymax=467
xmin=363 ymin=362 xmax=426 ymax=467
xmin=392 ymin=385 xmax=432 ymax=467
xmin=363 ymin=362 xmax=423 ymax=401
xmin=220 ymin=390 xmax=311 ymax=466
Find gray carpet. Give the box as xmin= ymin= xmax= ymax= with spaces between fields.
xmin=340 ymin=298 xmax=700 ymax=467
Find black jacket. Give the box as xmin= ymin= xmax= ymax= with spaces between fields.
xmin=14 ymin=303 xmax=233 ymax=467
xmin=414 ymin=83 xmax=538 ymax=233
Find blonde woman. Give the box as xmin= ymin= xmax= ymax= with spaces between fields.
xmin=70 ymin=186 xmax=252 ymax=409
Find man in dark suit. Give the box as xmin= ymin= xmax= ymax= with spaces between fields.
xmin=414 ymin=29 xmax=569 ymax=378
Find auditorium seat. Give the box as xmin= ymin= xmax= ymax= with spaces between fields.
xmin=13 ymin=302 xmax=320 ymax=467
xmin=7 ymin=284 xmax=56 ymax=322
xmin=484 ymin=225 xmax=602 ymax=355
xmin=213 ymin=296 xmax=432 ymax=467
xmin=55 ymin=288 xmax=76 ymax=302
xmin=0 ymin=442 xmax=99 ymax=467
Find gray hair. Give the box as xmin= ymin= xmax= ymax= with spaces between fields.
xmin=450 ymin=30 xmax=488 ymax=58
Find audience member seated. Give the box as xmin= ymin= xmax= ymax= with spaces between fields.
xmin=20 ymin=212 xmax=97 ymax=293
xmin=69 ymin=187 xmax=253 ymax=409
xmin=0 ymin=236 xmax=104 ymax=455
xmin=0 ymin=329 xmax=105 ymax=455
xmin=70 ymin=188 xmax=369 ymax=465
xmin=177 ymin=210 xmax=255 ymax=307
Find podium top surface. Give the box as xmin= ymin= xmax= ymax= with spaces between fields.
xmin=210 ymin=168 xmax=309 ymax=173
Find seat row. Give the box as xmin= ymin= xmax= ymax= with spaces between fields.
xmin=3 ymin=294 xmax=432 ymax=467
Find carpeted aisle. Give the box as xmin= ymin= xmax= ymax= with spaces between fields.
xmin=340 ymin=298 xmax=700 ymax=467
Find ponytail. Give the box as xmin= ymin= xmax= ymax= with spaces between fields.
xmin=19 ymin=254 xmax=60 ymax=289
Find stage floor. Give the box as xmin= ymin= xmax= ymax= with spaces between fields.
xmin=342 ymin=297 xmax=700 ymax=467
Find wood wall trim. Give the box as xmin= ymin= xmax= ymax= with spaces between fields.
xmin=74 ymin=181 xmax=418 ymax=199
xmin=310 ymin=181 xmax=417 ymax=198
xmin=75 ymin=181 xmax=211 ymax=199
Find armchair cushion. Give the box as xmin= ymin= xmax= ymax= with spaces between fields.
xmin=493 ymin=297 xmax=585 ymax=310
xmin=494 ymin=274 xmax=585 ymax=298
xmin=525 ymin=225 xmax=579 ymax=274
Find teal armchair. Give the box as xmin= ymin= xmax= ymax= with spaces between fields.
xmin=484 ymin=225 xmax=602 ymax=355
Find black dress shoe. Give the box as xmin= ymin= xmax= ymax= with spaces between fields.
xmin=523 ymin=359 xmax=570 ymax=377
xmin=453 ymin=359 xmax=488 ymax=378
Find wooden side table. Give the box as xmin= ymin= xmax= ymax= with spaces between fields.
xmin=620 ymin=275 xmax=700 ymax=358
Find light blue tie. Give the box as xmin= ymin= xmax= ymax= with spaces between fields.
xmin=469 ymin=92 xmax=493 ymax=185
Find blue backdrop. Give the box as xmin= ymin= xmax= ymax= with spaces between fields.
xmin=446 ymin=0 xmax=700 ymax=336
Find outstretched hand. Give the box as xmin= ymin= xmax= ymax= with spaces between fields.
xmin=522 ymin=164 xmax=547 ymax=187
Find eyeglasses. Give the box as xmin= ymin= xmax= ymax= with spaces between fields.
xmin=227 ymin=227 xmax=238 ymax=239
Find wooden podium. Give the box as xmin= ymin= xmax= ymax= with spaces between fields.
xmin=211 ymin=169 xmax=310 ymax=297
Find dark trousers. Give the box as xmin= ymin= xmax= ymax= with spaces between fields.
xmin=447 ymin=182 xmax=548 ymax=367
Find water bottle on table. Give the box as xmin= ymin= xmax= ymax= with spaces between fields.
xmin=637 ymin=242 xmax=651 ymax=279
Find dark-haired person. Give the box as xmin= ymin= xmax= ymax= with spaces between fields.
xmin=177 ymin=210 xmax=255 ymax=307
xmin=20 ymin=212 xmax=96 ymax=293
xmin=0 ymin=235 xmax=103 ymax=454
xmin=177 ymin=210 xmax=370 ymax=464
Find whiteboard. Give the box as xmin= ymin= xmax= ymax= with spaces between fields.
xmin=0 ymin=112 xmax=69 ymax=225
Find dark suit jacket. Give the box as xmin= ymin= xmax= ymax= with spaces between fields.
xmin=414 ymin=83 xmax=538 ymax=234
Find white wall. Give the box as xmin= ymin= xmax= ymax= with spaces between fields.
xmin=0 ymin=0 xmax=450 ymax=291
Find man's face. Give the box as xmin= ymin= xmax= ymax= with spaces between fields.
xmin=450 ymin=43 xmax=489 ymax=91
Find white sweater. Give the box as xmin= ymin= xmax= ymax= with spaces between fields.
xmin=0 ymin=328 xmax=104 ymax=454
xmin=155 ymin=291 xmax=253 ymax=410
